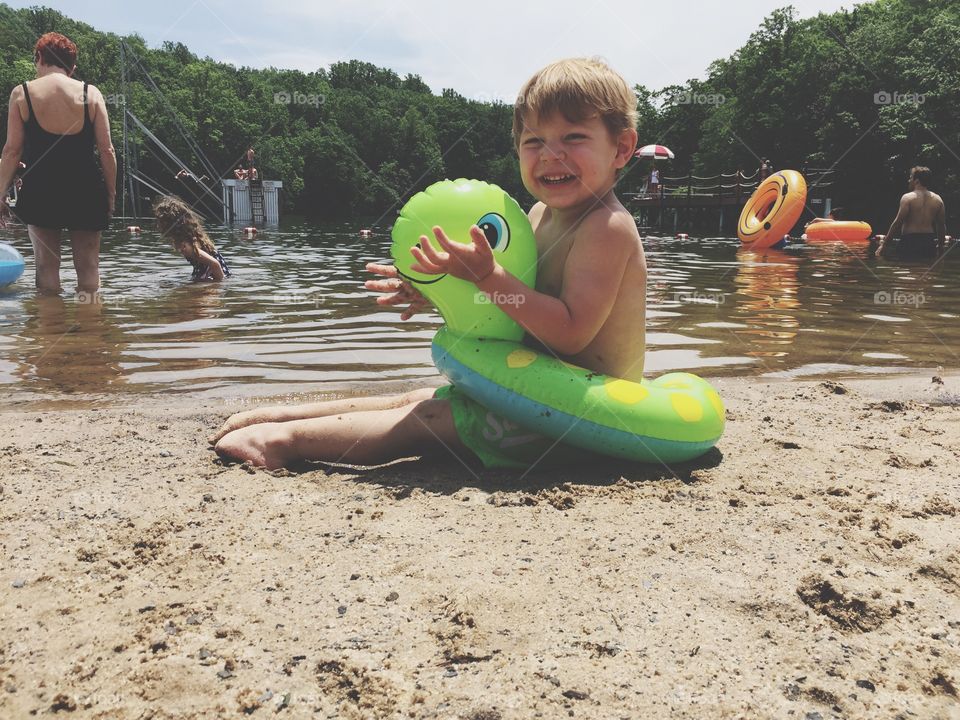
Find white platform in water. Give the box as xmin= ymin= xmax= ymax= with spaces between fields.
xmin=221 ymin=179 xmax=283 ymax=225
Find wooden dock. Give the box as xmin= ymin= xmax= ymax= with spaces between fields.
xmin=625 ymin=168 xmax=836 ymax=233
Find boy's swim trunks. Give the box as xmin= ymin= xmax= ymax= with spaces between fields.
xmin=434 ymin=384 xmax=595 ymax=469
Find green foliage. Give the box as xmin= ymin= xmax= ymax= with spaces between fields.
xmin=1 ymin=1 xmax=956 ymax=227
xmin=0 ymin=5 xmax=525 ymax=219
xmin=640 ymin=0 xmax=960 ymax=227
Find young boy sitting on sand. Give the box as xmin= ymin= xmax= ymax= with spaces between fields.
xmin=213 ymin=57 xmax=646 ymax=470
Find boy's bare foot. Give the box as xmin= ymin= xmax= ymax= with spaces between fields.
xmin=209 ymin=409 xmax=276 ymax=445
xmin=214 ymin=424 xmax=290 ymax=470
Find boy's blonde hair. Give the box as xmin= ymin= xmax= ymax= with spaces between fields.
xmin=512 ymin=58 xmax=638 ymax=146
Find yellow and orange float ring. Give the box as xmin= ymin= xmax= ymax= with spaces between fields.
xmin=738 ymin=170 xmax=807 ymax=249
xmin=804 ymin=220 xmax=872 ymax=243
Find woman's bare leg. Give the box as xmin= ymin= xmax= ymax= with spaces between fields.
xmin=209 ymin=387 xmax=438 ymax=444
xmin=214 ymin=395 xmax=469 ymax=470
xmin=28 ymin=225 xmax=62 ymax=294
xmin=69 ymin=230 xmax=101 ymax=295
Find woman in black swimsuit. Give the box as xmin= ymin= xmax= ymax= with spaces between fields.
xmin=0 ymin=32 xmax=116 ymax=294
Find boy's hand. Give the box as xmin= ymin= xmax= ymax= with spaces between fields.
xmin=365 ymin=262 xmax=432 ymax=321
xmin=410 ymin=226 xmax=496 ymax=284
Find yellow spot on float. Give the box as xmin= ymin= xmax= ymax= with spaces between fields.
xmin=659 ymin=380 xmax=691 ymax=390
xmin=707 ymin=390 xmax=725 ymax=418
xmin=603 ymin=378 xmax=649 ymax=405
xmin=506 ymin=349 xmax=538 ymax=369
xmin=671 ymin=393 xmax=703 ymax=423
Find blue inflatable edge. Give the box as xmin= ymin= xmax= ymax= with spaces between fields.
xmin=434 ymin=343 xmax=719 ymax=464
xmin=0 ymin=260 xmax=25 ymax=287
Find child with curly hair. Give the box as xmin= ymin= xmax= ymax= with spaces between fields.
xmin=153 ymin=195 xmax=230 ymax=281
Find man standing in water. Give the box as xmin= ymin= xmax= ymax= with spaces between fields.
xmin=877 ymin=166 xmax=947 ymax=261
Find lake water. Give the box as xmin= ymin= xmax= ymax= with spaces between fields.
xmin=1 ymin=220 xmax=957 ymax=404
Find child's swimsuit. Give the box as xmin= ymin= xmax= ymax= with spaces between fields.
xmin=434 ymin=385 xmax=598 ymax=469
xmin=191 ymin=250 xmax=231 ymax=280
xmin=15 ymin=81 xmax=109 ymax=231
xmin=896 ymin=233 xmax=937 ymax=261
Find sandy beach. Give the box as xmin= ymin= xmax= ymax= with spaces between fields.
xmin=1 ymin=373 xmax=958 ymax=719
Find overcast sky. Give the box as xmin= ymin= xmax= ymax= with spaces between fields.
xmin=10 ymin=0 xmax=861 ymax=99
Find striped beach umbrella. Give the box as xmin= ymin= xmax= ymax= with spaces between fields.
xmin=634 ymin=144 xmax=675 ymax=160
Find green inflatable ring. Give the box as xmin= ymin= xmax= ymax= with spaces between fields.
xmin=391 ymin=179 xmax=725 ymax=463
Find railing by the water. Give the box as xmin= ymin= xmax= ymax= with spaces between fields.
xmin=625 ymin=167 xmax=836 ymax=207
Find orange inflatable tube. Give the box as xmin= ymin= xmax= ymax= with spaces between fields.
xmin=804 ymin=220 xmax=872 ymax=243
xmin=738 ymin=170 xmax=807 ymax=249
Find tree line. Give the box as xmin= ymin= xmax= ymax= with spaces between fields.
xmin=635 ymin=1 xmax=959 ymax=229
xmin=0 ymin=1 xmax=956 ymax=228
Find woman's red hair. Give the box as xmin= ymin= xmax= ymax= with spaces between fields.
xmin=34 ymin=32 xmax=77 ymax=71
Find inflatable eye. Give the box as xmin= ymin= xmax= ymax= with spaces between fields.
xmin=477 ymin=213 xmax=510 ymax=251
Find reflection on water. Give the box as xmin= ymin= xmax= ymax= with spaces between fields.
xmin=732 ymin=248 xmax=801 ymax=361
xmin=12 ymin=294 xmax=127 ymax=393
xmin=0 ymin=220 xmax=958 ymax=402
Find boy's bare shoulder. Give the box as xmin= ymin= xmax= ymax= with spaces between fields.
xmin=574 ymin=202 xmax=641 ymax=249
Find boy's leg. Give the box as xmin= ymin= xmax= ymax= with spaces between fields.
xmin=69 ymin=230 xmax=101 ymax=294
xmin=28 ymin=225 xmax=62 ymax=294
xmin=209 ymin=387 xmax=437 ymax=444
xmin=214 ymin=395 xmax=470 ymax=469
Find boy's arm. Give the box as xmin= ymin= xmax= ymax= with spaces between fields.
xmin=479 ymin=212 xmax=633 ymax=355
xmin=413 ymin=212 xmax=634 ymax=356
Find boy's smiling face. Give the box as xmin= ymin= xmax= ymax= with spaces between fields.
xmin=517 ymin=110 xmax=636 ymax=212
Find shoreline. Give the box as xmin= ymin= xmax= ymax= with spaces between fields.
xmin=2 ymin=366 xmax=956 ymax=413
xmin=1 ymin=373 xmax=958 ymax=718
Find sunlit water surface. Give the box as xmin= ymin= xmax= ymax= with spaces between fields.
xmin=1 ymin=220 xmax=957 ymax=404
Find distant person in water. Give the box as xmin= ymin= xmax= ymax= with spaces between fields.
xmin=758 ymin=158 xmax=773 ymax=180
xmin=877 ymin=166 xmax=947 ymax=261
xmin=153 ymin=195 xmax=230 ymax=281
xmin=805 ymin=207 xmax=843 ymax=227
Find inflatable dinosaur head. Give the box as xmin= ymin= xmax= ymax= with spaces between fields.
xmin=391 ymin=179 xmax=537 ymax=340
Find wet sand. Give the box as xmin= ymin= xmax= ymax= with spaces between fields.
xmin=1 ymin=373 xmax=958 ymax=718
